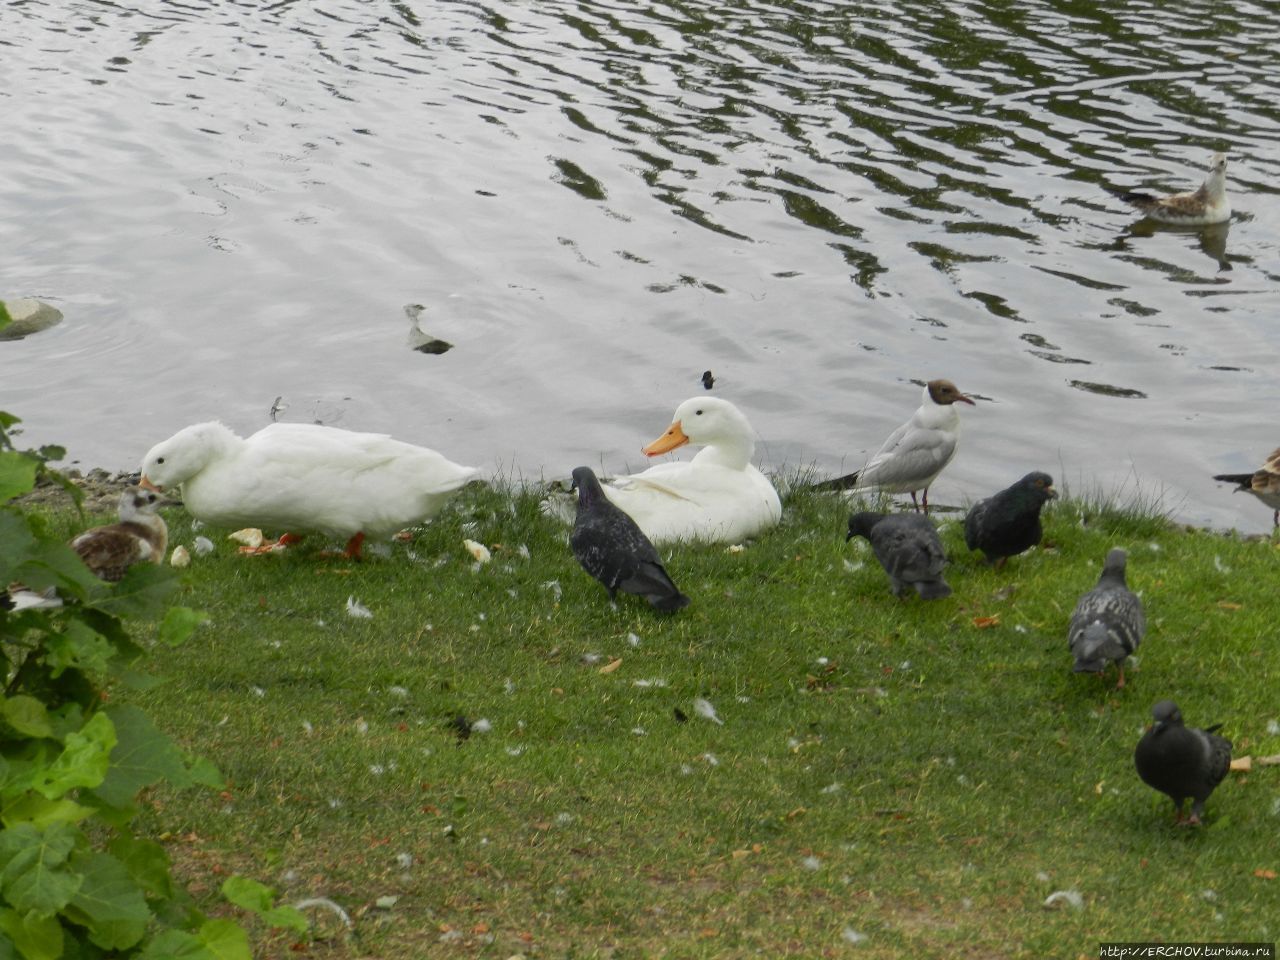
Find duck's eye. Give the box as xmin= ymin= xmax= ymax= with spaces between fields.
xmin=695 ymin=409 xmax=703 ymax=416
xmin=156 ymin=456 xmax=165 ymax=464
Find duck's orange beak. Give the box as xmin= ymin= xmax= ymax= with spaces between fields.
xmin=643 ymin=421 xmax=689 ymax=456
xmin=139 ymin=475 xmax=162 ymax=492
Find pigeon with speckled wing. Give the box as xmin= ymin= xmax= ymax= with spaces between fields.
xmin=1069 ymin=548 xmax=1144 ymax=687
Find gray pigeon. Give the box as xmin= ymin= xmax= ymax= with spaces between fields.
xmin=1068 ymin=548 xmax=1144 ymax=688
xmin=1134 ymin=700 xmax=1232 ymax=826
xmin=569 ymin=466 xmax=690 ymax=612
xmin=846 ymin=511 xmax=951 ymax=600
xmin=963 ymin=471 xmax=1056 ymax=567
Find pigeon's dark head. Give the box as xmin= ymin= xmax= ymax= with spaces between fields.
xmin=1101 ymin=547 xmax=1128 ymax=579
xmin=1018 ymin=471 xmax=1057 ymax=503
xmin=846 ymin=512 xmax=884 ymax=542
xmin=926 ymin=379 xmax=975 ymax=407
xmin=1150 ymin=699 xmax=1183 ymax=732
xmin=569 ymin=466 xmax=604 ymax=506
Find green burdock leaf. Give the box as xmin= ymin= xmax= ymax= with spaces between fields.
xmin=0 ymin=511 xmax=37 ymax=578
xmin=199 ymin=918 xmax=253 ymax=960
xmin=186 ymin=753 xmax=224 ymax=790
xmin=0 ymin=822 xmax=81 ymax=915
xmin=44 ymin=620 xmax=114 ymax=679
xmin=86 ymin=563 xmax=178 ymax=620
xmin=158 ymin=606 xmax=209 ymax=647
xmin=63 ymin=850 xmax=151 ymax=950
xmin=219 ymin=876 xmax=274 ymax=913
xmin=0 ymin=452 xmax=38 ymax=503
xmin=220 ymin=876 xmax=309 ymax=933
xmin=32 ymin=712 xmax=116 ymax=800
xmin=138 ymin=929 xmax=217 ymax=959
xmin=0 ymin=794 xmax=94 ymax=830
xmin=0 ymin=907 xmax=62 ymax=960
xmin=0 ymin=515 xmax=99 ymax=602
xmin=108 ymin=833 xmax=175 ymax=900
xmin=92 ymin=705 xmax=190 ymax=808
xmin=1 ymin=696 xmax=54 ymax=739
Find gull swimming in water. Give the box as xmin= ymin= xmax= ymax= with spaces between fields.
xmin=1213 ymin=448 xmax=1280 ymax=526
xmin=811 ymin=379 xmax=974 ymax=514
xmin=1113 ymin=153 xmax=1231 ymax=226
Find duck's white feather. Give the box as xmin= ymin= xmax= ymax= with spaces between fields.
xmin=600 ymin=397 xmax=781 ymax=545
xmin=140 ymin=421 xmax=480 ymax=540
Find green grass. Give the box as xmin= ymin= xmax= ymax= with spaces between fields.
xmin=36 ymin=483 xmax=1280 ymax=958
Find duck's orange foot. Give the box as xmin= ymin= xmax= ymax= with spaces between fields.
xmin=343 ymin=532 xmax=366 ymax=560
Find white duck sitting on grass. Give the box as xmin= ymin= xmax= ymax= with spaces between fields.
xmin=139 ymin=421 xmax=480 ymax=559
xmin=579 ymin=397 xmax=782 ymax=546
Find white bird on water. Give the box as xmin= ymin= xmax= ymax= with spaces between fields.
xmin=1114 ymin=152 xmax=1231 ymax=226
xmin=811 ymin=379 xmax=974 ymax=514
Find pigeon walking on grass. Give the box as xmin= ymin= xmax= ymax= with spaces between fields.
xmin=1134 ymin=700 xmax=1232 ymax=826
xmin=69 ymin=486 xmax=168 ymax=581
xmin=811 ymin=379 xmax=974 ymax=514
xmin=569 ymin=466 xmax=690 ymax=613
xmin=846 ymin=511 xmax=951 ymax=600
xmin=963 ymin=471 xmax=1056 ymax=568
xmin=1068 ymin=548 xmax=1144 ymax=687
xmin=1213 ymin=448 xmax=1280 ymax=527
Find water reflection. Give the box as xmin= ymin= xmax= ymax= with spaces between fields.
xmin=0 ymin=0 xmax=1278 ymax=530
xmin=1114 ymin=220 xmax=1235 ymax=274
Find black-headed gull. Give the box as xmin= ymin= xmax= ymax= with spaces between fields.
xmin=70 ymin=487 xmax=168 ymax=581
xmin=1114 ymin=153 xmax=1231 ymax=226
xmin=1213 ymin=448 xmax=1280 ymax=526
xmin=813 ymin=379 xmax=974 ymax=513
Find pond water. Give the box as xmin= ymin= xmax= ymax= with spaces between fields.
xmin=3 ymin=0 xmax=1279 ymax=530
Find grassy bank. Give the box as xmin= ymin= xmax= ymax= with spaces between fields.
xmin=34 ymin=482 xmax=1280 ymax=958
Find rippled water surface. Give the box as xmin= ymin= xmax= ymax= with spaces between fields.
xmin=3 ymin=0 xmax=1279 ymax=528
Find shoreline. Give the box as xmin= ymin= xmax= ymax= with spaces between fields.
xmin=15 ymin=463 xmax=1276 ymax=545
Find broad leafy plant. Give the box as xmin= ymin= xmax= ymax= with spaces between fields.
xmin=0 ymin=409 xmax=306 ymax=958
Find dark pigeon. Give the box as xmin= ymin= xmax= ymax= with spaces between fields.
xmin=1069 ymin=548 xmax=1145 ymax=688
xmin=963 ymin=471 xmax=1056 ymax=567
xmin=846 ymin=511 xmax=951 ymax=600
xmin=1134 ymin=700 xmax=1232 ymax=826
xmin=569 ymin=466 xmax=690 ymax=612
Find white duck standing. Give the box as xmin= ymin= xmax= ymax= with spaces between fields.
xmin=596 ymin=397 xmax=781 ymax=545
xmin=139 ymin=421 xmax=480 ymax=558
